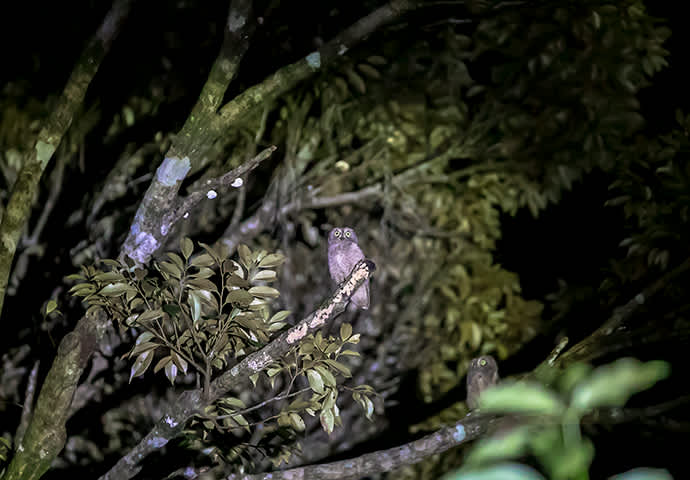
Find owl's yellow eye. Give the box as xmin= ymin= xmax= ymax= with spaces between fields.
xmin=479 ymin=359 xmax=487 ymax=366
xmin=345 ymin=231 xmax=351 ymax=238
xmin=334 ymin=230 xmax=341 ymax=237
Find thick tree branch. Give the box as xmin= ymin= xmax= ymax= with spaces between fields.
xmin=0 ymin=0 xmax=133 ymax=317
xmin=227 ymin=413 xmax=498 ymax=480
xmin=120 ymin=0 xmax=256 ymax=265
xmin=216 ymin=0 xmax=420 ymax=126
xmin=99 ymin=259 xmax=376 ymax=480
xmin=3 ymin=308 xmax=110 ymax=480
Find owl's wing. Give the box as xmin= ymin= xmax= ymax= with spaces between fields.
xmin=351 ymin=278 xmax=369 ymax=309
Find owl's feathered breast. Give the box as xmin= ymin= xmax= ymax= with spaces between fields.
xmin=328 ymin=241 xmax=365 ymax=283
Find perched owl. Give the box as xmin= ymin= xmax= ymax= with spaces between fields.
xmin=466 ymin=355 xmax=499 ymax=410
xmin=327 ymin=227 xmax=369 ymax=309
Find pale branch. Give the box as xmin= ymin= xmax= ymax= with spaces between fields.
xmin=99 ymin=259 xmax=376 ymax=480
xmin=192 ymin=0 xmax=255 ymax=116
xmin=169 ymin=146 xmax=277 ymax=223
xmin=0 ymin=0 xmax=133 ymax=317
xmin=3 ymin=308 xmax=110 ymax=480
xmin=554 ymin=256 xmax=690 ymax=369
xmin=120 ymin=0 xmax=257 ymax=265
xmin=226 ymin=413 xmax=498 ymax=480
xmin=14 ymin=360 xmax=40 ymax=446
xmin=216 ymin=0 xmax=421 ymax=127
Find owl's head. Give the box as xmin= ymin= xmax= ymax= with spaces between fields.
xmin=328 ymin=227 xmax=358 ymax=244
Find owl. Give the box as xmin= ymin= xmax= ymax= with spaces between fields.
xmin=466 ymin=355 xmax=499 ymax=410
xmin=327 ymin=227 xmax=369 ymax=309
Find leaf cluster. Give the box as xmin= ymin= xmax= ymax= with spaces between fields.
xmin=68 ymin=239 xmax=287 ymax=386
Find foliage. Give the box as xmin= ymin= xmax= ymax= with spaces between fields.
xmin=67 ymin=239 xmax=375 ymax=468
xmin=69 ymin=239 xmax=288 ymax=386
xmin=444 ymin=358 xmax=671 ymax=480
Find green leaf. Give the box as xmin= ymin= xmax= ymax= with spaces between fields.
xmin=199 ymin=242 xmax=222 ymax=264
xmin=609 ymin=468 xmax=673 ymax=480
xmin=289 ymin=412 xmax=306 ymax=431
xmin=258 ymin=253 xmax=286 ymax=268
xmin=98 ymin=283 xmax=130 ymax=296
xmin=251 ymin=269 xmax=277 ymax=282
xmin=314 ymin=365 xmax=337 ymax=387
xmin=307 ymin=369 xmax=325 ymax=394
xmin=154 ymin=355 xmax=172 ymax=373
xmin=464 ymin=426 xmax=532 ymax=467
xmin=547 ymin=438 xmax=594 ymax=480
xmin=270 ymin=310 xmax=291 ymax=324
xmin=340 ymin=323 xmax=353 ymax=341
xmin=571 ymin=358 xmax=671 ymax=411
xmin=320 ymin=408 xmax=335 ymax=434
xmin=219 ymin=397 xmax=246 ymax=409
xmin=189 ymin=291 xmax=202 ymax=323
xmin=248 ymin=286 xmax=280 ymax=299
xmin=190 ymin=253 xmax=215 ymax=268
xmin=181 ymin=237 xmax=194 ymax=259
xmin=165 ymin=362 xmax=178 ymax=385
xmin=479 ymin=382 xmax=566 ymax=416
xmin=129 ymin=351 xmax=154 ymax=382
xmin=158 ymin=261 xmax=182 ymax=279
xmin=442 ymin=463 xmax=546 ymax=480
xmin=323 ymin=359 xmax=351 ymax=378
xmin=137 ymin=309 xmax=164 ymax=325
xmin=45 ymin=299 xmax=58 ymax=315
xmin=238 ymin=244 xmax=253 ymax=269
xmin=166 ymin=252 xmax=185 ymax=270
xmin=226 ymin=289 xmax=254 ymax=307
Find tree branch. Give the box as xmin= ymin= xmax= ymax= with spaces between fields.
xmin=167 ymin=146 xmax=276 ymax=226
xmin=554 ymin=256 xmax=690 ymax=368
xmin=0 ymin=0 xmax=133 ymax=317
xmin=119 ymin=0 xmax=256 ymax=265
xmin=99 ymin=259 xmax=376 ymax=480
xmin=226 ymin=413 xmax=498 ymax=480
xmin=14 ymin=360 xmax=40 ymax=446
xmin=216 ymin=0 xmax=421 ymax=127
xmin=3 ymin=308 xmax=110 ymax=480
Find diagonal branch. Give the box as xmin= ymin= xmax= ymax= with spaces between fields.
xmin=119 ymin=0 xmax=256 ymax=265
xmin=99 ymin=259 xmax=376 ymax=480
xmin=553 ymin=256 xmax=690 ymax=369
xmin=3 ymin=308 xmax=110 ymax=480
xmin=227 ymin=413 xmax=500 ymax=480
xmin=216 ymin=0 xmax=421 ymax=127
xmin=0 ymin=0 xmax=133 ymax=317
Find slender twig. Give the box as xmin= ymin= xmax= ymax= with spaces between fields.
xmin=554 ymin=256 xmax=690 ymax=368
xmin=172 ymin=146 xmax=277 ymax=221
xmin=14 ymin=361 xmax=40 ymax=446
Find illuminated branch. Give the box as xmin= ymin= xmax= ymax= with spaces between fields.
xmin=0 ymin=0 xmax=133 ymax=316
xmin=99 ymin=260 xmax=376 ymax=480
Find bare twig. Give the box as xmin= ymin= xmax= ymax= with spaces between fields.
xmin=171 ymin=146 xmax=276 ymax=222
xmin=554 ymin=256 xmax=690 ymax=369
xmin=14 ymin=360 xmax=40 ymax=446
